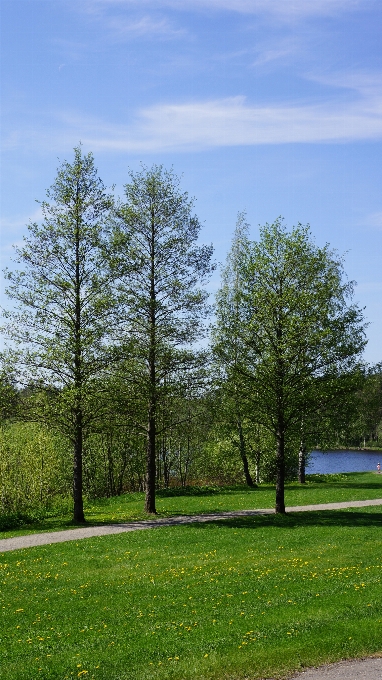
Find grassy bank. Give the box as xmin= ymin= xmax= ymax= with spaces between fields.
xmin=1 ymin=506 xmax=382 ymax=679
xmin=330 ymin=446 xmax=382 ymax=452
xmin=1 ymin=471 xmax=382 ymax=540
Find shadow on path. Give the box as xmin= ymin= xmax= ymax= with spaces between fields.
xmin=188 ymin=508 xmax=382 ymax=532
xmin=0 ymin=498 xmax=381 ymax=553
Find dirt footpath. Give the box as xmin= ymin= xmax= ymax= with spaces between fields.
xmin=282 ymin=655 xmax=382 ymax=679
xmin=1 ymin=497 xmax=381 ymax=553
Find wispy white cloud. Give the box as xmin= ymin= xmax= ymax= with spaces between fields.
xmin=251 ymin=48 xmax=291 ymax=66
xmin=251 ymin=37 xmax=299 ymax=66
xmin=100 ymin=14 xmax=185 ymax=39
xmin=121 ymin=92 xmax=382 ymax=150
xmin=3 ymin=73 xmax=382 ymax=154
xmin=79 ymin=1 xmax=186 ymax=40
xmin=307 ymin=71 xmax=382 ymax=96
xmin=209 ymin=35 xmax=301 ymax=70
xmin=63 ymin=86 xmax=382 ymax=151
xmin=90 ymin=0 xmax=368 ymax=18
xmin=365 ymin=211 xmax=382 ymax=230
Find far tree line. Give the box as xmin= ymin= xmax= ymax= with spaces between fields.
xmin=1 ymin=147 xmax=381 ymax=523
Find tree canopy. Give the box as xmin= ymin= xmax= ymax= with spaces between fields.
xmin=1 ymin=151 xmax=376 ymax=523
xmin=2 ymin=146 xmax=116 ymax=521
xmin=214 ymin=219 xmax=367 ymax=512
xmin=111 ymin=165 xmax=215 ymax=513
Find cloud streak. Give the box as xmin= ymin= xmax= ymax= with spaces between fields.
xmin=61 ymin=89 xmax=382 ymax=152
xmin=365 ymin=211 xmax=382 ymax=230
xmin=3 ymin=75 xmax=382 ymax=154
xmin=91 ymin=0 xmax=368 ymax=18
xmin=79 ymin=2 xmax=186 ymax=41
xmin=105 ymin=14 xmax=184 ymax=38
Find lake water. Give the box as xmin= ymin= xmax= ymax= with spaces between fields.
xmin=307 ymin=450 xmax=382 ymax=475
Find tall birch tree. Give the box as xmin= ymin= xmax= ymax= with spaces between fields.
xmin=2 ymin=147 xmax=115 ymax=522
xmin=213 ymin=212 xmax=256 ymax=487
xmin=215 ymin=219 xmax=366 ymax=513
xmin=114 ymin=165 xmax=214 ymax=513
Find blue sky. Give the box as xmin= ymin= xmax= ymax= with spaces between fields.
xmin=1 ymin=0 xmax=381 ymax=362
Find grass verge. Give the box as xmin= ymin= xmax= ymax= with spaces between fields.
xmin=1 ymin=471 xmax=382 ymax=540
xmin=1 ymin=506 xmax=382 ymax=679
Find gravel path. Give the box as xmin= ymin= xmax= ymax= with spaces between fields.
xmin=1 ymin=497 xmax=381 ymax=553
xmin=284 ymin=655 xmax=382 ymax=679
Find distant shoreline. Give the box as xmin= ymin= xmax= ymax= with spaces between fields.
xmin=316 ymin=447 xmax=382 ymax=453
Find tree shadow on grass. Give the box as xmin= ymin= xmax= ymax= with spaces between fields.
xmin=184 ymin=509 xmax=382 ymax=532
xmin=155 ymin=475 xmax=382 ymax=499
xmin=156 ymin=485 xmax=258 ymax=498
xmin=298 ymin=482 xmax=382 ymax=491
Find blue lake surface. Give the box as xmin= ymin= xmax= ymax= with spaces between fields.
xmin=307 ymin=450 xmax=382 ymax=475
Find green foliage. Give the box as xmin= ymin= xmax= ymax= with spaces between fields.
xmin=3 ymin=147 xmax=115 ymax=395
xmin=0 ymin=364 xmax=18 ymax=422
xmin=1 ymin=154 xmax=379 ymax=521
xmin=116 ymin=165 xmax=215 ymax=350
xmin=2 ymin=147 xmax=118 ymax=522
xmin=83 ymin=430 xmax=146 ymax=498
xmin=348 ymin=363 xmax=382 ymax=447
xmin=155 ymin=392 xmax=213 ymax=488
xmin=113 ymin=165 xmax=215 ymax=512
xmin=0 ymin=423 xmax=71 ymax=521
xmin=214 ymin=218 xmax=367 ymax=511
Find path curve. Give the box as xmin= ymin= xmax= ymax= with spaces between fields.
xmin=282 ymin=655 xmax=382 ymax=679
xmin=1 ymin=498 xmax=381 ymax=553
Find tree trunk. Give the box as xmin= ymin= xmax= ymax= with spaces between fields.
xmin=116 ymin=449 xmax=128 ymax=496
xmin=162 ymin=436 xmax=170 ymax=489
xmin=275 ymin=316 xmax=286 ymax=513
xmin=237 ymin=420 xmax=255 ymax=487
xmin=106 ymin=439 xmax=116 ymax=497
xmin=275 ymin=427 xmax=286 ymax=514
xmin=73 ymin=410 xmax=85 ymax=523
xmin=298 ymin=441 xmax=306 ymax=484
xmin=145 ymin=411 xmax=156 ymax=513
xmin=255 ymin=450 xmax=261 ymax=484
xmin=40 ymin=454 xmax=44 ymax=503
xmin=184 ymin=435 xmax=191 ymax=488
xmin=145 ymin=212 xmax=157 ymax=514
xmin=73 ymin=212 xmax=85 ymax=524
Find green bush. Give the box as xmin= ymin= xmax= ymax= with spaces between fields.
xmin=0 ymin=422 xmax=71 ymax=516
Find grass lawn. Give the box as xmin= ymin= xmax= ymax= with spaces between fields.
xmin=1 ymin=471 xmax=382 ymax=540
xmin=1 ymin=505 xmax=382 ymax=679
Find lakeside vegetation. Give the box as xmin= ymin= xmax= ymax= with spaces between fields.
xmin=334 ymin=444 xmax=382 ymax=451
xmin=0 ymin=404 xmax=381 ymax=533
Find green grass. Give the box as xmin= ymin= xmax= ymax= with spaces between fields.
xmin=1 ymin=471 xmax=382 ymax=540
xmin=1 ymin=506 xmax=382 ymax=679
